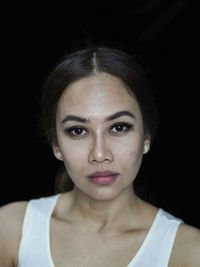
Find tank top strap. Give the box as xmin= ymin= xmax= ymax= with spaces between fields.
xmin=155 ymin=209 xmax=183 ymax=266
xmin=18 ymin=194 xmax=60 ymax=267
xmin=127 ymin=208 xmax=183 ymax=267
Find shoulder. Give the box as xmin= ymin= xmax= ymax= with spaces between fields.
xmin=0 ymin=201 xmax=28 ymax=230
xmin=0 ymin=201 xmax=28 ymax=266
xmin=170 ymin=222 xmax=200 ymax=267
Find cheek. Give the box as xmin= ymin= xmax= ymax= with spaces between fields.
xmin=57 ymin=130 xmax=86 ymax=166
xmin=114 ymin=136 xmax=144 ymax=170
xmin=61 ymin=143 xmax=87 ymax=175
xmin=130 ymin=149 xmax=143 ymax=168
xmin=119 ymin=148 xmax=143 ymax=167
xmin=115 ymin=133 xmax=144 ymax=156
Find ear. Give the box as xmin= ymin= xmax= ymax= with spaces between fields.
xmin=52 ymin=143 xmax=63 ymax=161
xmin=143 ymin=137 xmax=151 ymax=155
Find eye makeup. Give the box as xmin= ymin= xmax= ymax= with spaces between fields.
xmin=64 ymin=125 xmax=88 ymax=137
xmin=109 ymin=122 xmax=133 ymax=134
xmin=63 ymin=121 xmax=134 ymax=138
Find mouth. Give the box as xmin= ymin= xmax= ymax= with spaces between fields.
xmin=88 ymin=171 xmax=119 ymax=185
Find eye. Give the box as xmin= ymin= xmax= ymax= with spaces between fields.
xmin=109 ymin=122 xmax=133 ymax=134
xmin=65 ymin=126 xmax=88 ymax=137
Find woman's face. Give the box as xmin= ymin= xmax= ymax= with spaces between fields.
xmin=54 ymin=72 xmax=150 ymax=200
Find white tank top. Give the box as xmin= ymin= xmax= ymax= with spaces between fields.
xmin=18 ymin=194 xmax=183 ymax=267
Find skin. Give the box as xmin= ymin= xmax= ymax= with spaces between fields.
xmin=53 ymin=72 xmax=151 ymax=225
xmin=0 ymin=72 xmax=199 ymax=266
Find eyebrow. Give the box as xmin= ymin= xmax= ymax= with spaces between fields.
xmin=61 ymin=110 xmax=136 ymax=124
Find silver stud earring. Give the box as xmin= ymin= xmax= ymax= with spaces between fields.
xmin=143 ymin=145 xmax=148 ymax=154
xmin=57 ymin=152 xmax=62 ymax=159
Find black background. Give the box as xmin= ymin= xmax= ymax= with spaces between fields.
xmin=1 ymin=1 xmax=199 ymax=228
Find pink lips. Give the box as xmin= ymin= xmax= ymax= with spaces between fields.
xmin=88 ymin=171 xmax=118 ymax=185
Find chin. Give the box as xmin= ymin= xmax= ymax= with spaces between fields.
xmin=84 ymin=185 xmax=129 ymax=202
xmin=73 ymin=177 xmax=134 ymax=201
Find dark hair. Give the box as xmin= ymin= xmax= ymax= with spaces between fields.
xmin=40 ymin=46 xmax=158 ymax=146
xmin=40 ymin=46 xmax=159 ymax=194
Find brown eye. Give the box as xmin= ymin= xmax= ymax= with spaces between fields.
xmin=109 ymin=122 xmax=133 ymax=134
xmin=65 ymin=126 xmax=88 ymax=137
xmin=113 ymin=125 xmax=125 ymax=132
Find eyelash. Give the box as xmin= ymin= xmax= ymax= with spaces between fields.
xmin=64 ymin=122 xmax=133 ymax=138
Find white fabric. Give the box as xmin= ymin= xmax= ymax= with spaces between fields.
xmin=18 ymin=194 xmax=183 ymax=267
xmin=127 ymin=208 xmax=183 ymax=266
xmin=18 ymin=194 xmax=60 ymax=267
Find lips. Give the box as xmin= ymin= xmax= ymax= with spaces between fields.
xmin=88 ymin=171 xmax=119 ymax=185
xmin=88 ymin=171 xmax=118 ymax=178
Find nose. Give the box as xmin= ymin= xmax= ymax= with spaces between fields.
xmin=88 ymin=134 xmax=114 ymax=164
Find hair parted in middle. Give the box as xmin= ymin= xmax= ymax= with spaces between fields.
xmin=40 ymin=45 xmax=159 ymax=194
xmin=40 ymin=46 xmax=158 ymax=147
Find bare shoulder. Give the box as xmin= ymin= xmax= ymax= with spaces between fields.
xmin=0 ymin=201 xmax=28 ymax=267
xmin=170 ymin=222 xmax=200 ymax=267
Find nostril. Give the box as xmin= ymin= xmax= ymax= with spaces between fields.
xmin=88 ymin=140 xmax=114 ymax=164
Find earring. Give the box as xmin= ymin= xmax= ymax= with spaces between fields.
xmin=143 ymin=145 xmax=148 ymax=154
xmin=57 ymin=152 xmax=62 ymax=159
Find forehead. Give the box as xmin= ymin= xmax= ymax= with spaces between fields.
xmin=57 ymin=72 xmax=142 ymax=120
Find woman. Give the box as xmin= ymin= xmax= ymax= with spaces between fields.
xmin=0 ymin=47 xmax=199 ymax=266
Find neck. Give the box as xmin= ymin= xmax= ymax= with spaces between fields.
xmin=67 ymin=185 xmax=145 ymax=234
